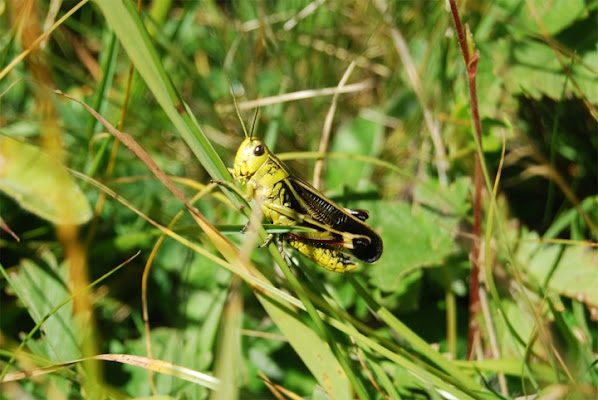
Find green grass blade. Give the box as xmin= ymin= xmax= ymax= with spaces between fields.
xmin=92 ymin=0 xmax=230 ymax=184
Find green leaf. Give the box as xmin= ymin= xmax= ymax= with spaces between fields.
xmin=326 ymin=111 xmax=384 ymax=192
xmin=8 ymin=251 xmax=82 ymax=361
xmin=366 ymin=201 xmax=456 ymax=293
xmin=499 ymin=0 xmax=586 ymax=36
xmin=413 ymin=177 xmax=471 ymax=217
xmin=528 ymin=244 xmax=598 ymax=308
xmin=495 ymin=40 xmax=598 ymax=103
xmin=0 ymin=137 xmax=91 ymax=225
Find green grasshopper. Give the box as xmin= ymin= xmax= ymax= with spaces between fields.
xmin=216 ymin=133 xmax=383 ymax=273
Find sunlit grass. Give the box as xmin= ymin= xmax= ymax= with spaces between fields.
xmin=1 ymin=1 xmax=596 ymax=399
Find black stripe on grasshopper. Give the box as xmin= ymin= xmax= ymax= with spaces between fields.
xmin=282 ymin=176 xmax=383 ymax=263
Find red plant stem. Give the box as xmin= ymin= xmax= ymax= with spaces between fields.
xmin=448 ymin=0 xmax=482 ymax=359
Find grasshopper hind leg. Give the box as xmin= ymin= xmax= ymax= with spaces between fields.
xmin=283 ymin=233 xmax=358 ymax=273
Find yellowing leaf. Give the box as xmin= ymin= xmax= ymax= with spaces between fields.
xmin=0 ymin=137 xmax=91 ymax=225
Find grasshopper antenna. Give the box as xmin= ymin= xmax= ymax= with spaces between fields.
xmin=249 ymin=107 xmax=259 ymax=140
xmin=228 ymin=78 xmax=250 ymax=139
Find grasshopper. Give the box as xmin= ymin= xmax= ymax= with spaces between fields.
xmin=217 ymin=134 xmax=383 ymax=272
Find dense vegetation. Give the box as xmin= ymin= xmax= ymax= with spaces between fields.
xmin=1 ymin=1 xmax=596 ymax=399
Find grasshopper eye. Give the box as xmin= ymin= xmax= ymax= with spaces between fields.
xmin=253 ymin=145 xmax=264 ymax=156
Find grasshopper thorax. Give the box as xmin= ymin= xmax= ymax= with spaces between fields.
xmin=233 ymin=137 xmax=270 ymax=182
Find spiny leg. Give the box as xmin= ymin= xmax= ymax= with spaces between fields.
xmin=258 ymin=233 xmax=275 ymax=248
xmin=276 ymin=235 xmax=293 ymax=268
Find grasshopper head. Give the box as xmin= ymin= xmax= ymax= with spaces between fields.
xmin=233 ymin=137 xmax=270 ymax=182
